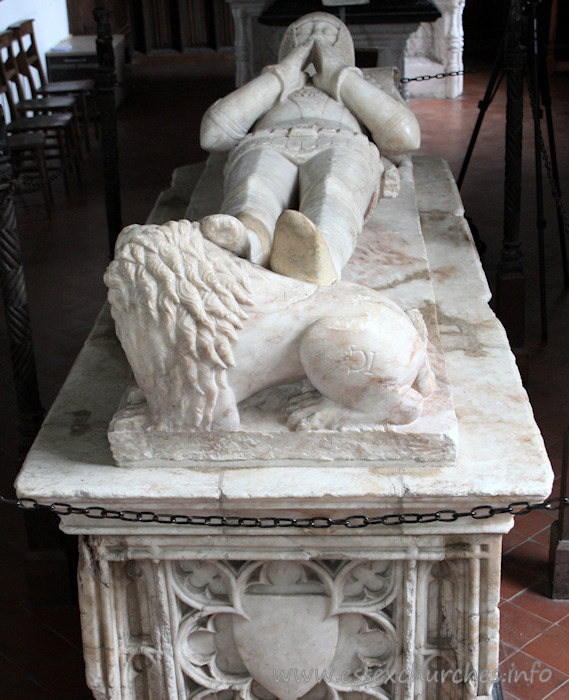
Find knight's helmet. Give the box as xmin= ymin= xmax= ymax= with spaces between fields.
xmin=278 ymin=12 xmax=356 ymax=67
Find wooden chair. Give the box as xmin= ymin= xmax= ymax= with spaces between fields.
xmin=0 ymin=31 xmax=82 ymax=154
xmin=0 ymin=45 xmax=81 ymax=194
xmin=8 ymin=131 xmax=52 ymax=216
xmin=9 ymin=19 xmax=96 ymax=150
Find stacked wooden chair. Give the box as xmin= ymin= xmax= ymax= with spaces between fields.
xmin=5 ymin=130 xmax=52 ymax=217
xmin=9 ymin=19 xmax=96 ymax=151
xmin=4 ymin=32 xmax=81 ymax=146
xmin=0 ymin=30 xmax=81 ymax=209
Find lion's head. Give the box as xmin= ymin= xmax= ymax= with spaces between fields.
xmin=104 ymin=219 xmax=254 ymax=430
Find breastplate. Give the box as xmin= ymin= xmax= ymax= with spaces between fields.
xmin=254 ymin=85 xmax=361 ymax=133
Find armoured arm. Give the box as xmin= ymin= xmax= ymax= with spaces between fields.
xmin=200 ymin=73 xmax=282 ymax=153
xmin=340 ymin=72 xmax=421 ymax=155
xmin=200 ymin=43 xmax=313 ymax=153
xmin=311 ymin=43 xmax=420 ymax=156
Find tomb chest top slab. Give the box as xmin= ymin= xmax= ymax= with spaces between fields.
xmin=15 ymin=158 xmax=553 ymax=522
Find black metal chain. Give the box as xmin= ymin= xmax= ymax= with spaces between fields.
xmin=400 ymin=69 xmax=473 ymax=84
xmin=0 ymin=494 xmax=566 ymax=528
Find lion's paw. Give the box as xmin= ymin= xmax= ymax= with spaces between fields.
xmin=285 ymin=390 xmax=350 ymax=431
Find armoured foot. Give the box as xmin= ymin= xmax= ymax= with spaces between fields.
xmin=201 ymin=214 xmax=251 ymax=258
xmin=270 ymin=210 xmax=338 ymax=285
xmin=237 ymin=213 xmax=272 ymax=265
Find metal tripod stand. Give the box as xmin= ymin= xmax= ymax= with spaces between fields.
xmin=458 ymin=0 xmax=568 ymax=344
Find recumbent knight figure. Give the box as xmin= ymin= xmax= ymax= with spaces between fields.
xmin=199 ymin=11 xmax=421 ymax=285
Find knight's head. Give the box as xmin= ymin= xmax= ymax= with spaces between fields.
xmin=278 ymin=12 xmax=355 ymax=66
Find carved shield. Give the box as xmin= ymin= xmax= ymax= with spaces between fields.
xmin=233 ymin=594 xmax=339 ymax=700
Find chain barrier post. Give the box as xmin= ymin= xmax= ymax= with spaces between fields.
xmin=495 ymin=0 xmax=527 ymax=354
xmin=0 ymin=105 xmax=45 ymax=456
xmin=94 ymin=7 xmax=123 ymax=257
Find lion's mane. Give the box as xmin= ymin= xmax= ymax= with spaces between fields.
xmin=104 ymin=219 xmax=253 ymax=430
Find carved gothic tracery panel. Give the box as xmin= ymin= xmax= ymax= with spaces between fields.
xmin=80 ymin=538 xmax=499 ymax=700
xmin=170 ymin=560 xmax=400 ymax=699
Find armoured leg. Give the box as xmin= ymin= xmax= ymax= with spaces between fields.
xmin=297 ymin=145 xmax=381 ymax=276
xmin=219 ymin=148 xmax=298 ymax=265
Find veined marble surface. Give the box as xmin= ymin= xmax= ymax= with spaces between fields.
xmin=15 ymin=158 xmax=553 ymax=519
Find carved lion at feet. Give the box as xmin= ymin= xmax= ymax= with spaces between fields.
xmin=104 ymin=219 xmax=436 ymax=432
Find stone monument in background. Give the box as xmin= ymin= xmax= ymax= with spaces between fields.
xmin=225 ymin=0 xmax=466 ymax=99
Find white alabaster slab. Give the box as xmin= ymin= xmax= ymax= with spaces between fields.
xmin=15 ymin=158 xmax=553 ymax=522
xmin=108 ymin=155 xmax=458 ymax=468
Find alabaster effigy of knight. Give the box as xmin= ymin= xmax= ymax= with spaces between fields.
xmin=104 ymin=12 xmax=436 ymax=435
xmin=199 ymin=11 xmax=421 ymax=285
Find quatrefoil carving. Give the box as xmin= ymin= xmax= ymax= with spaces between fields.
xmin=170 ymin=560 xmax=400 ymax=700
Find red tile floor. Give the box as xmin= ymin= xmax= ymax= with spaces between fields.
xmin=1 ymin=50 xmax=568 ymax=699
